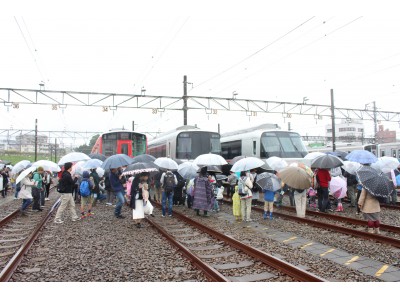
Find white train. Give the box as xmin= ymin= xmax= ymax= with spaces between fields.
xmin=148 ymin=125 xmax=221 ymax=160
xmin=220 ymin=124 xmax=308 ymax=163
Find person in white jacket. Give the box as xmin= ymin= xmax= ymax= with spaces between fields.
xmin=18 ymin=173 xmax=37 ymax=216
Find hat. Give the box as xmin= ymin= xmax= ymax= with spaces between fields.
xmin=82 ymin=171 xmax=90 ymax=179
xmin=64 ymin=162 xmax=73 ymax=171
xmin=37 ymin=166 xmax=44 ymax=172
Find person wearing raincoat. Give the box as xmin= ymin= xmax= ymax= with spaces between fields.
xmin=358 ymin=188 xmax=381 ymax=234
xmin=192 ymin=166 xmax=215 ymax=217
xmin=239 ymin=171 xmax=253 ymax=222
xmin=232 ymin=185 xmax=241 ymax=221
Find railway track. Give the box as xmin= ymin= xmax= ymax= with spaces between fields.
xmin=222 ymin=199 xmax=400 ymax=249
xmin=148 ymin=201 xmax=325 ymax=282
xmin=0 ymin=188 xmax=60 ymax=282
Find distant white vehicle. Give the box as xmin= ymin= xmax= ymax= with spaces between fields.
xmin=220 ymin=124 xmax=309 ymax=164
xmin=148 ymin=125 xmax=221 ymax=160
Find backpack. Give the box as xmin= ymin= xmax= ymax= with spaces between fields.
xmin=163 ymin=173 xmax=175 ymax=193
xmin=238 ymin=178 xmax=248 ymax=196
xmin=80 ymin=180 xmax=91 ymax=197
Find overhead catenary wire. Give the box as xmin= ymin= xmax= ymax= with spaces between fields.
xmin=191 ymin=16 xmax=316 ymax=92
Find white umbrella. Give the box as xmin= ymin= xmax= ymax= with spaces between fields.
xmin=32 ymin=160 xmax=61 ymax=172
xmin=16 ymin=166 xmax=37 ymax=184
xmin=178 ymin=161 xmax=199 ymax=179
xmin=83 ymin=158 xmax=103 ymax=170
xmin=71 ymin=161 xmax=86 ymax=176
xmin=330 ymin=167 xmax=342 ymax=177
xmin=193 ymin=153 xmax=227 ymax=166
xmin=342 ymin=161 xmax=362 ymax=175
xmin=96 ymin=167 xmax=105 ymax=178
xmin=11 ymin=160 xmax=31 ymax=175
xmin=371 ymin=156 xmax=400 ymax=173
xmin=231 ymin=157 xmax=266 ymax=172
xmin=266 ymin=156 xmax=288 ymax=171
xmin=58 ymin=152 xmax=91 ymax=165
xmin=154 ymin=157 xmax=179 ymax=170
xmin=304 ymin=152 xmax=325 ymax=160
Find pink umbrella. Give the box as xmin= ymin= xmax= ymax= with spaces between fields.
xmin=329 ymin=176 xmax=347 ymax=199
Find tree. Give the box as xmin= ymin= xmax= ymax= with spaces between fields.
xmin=75 ymin=134 xmax=100 ymax=154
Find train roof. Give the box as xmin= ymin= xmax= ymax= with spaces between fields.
xmin=221 ymin=123 xmax=281 ymax=138
xmin=101 ymin=129 xmax=146 ymax=136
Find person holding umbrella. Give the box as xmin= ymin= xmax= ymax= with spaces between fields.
xmin=110 ymin=167 xmax=127 ymax=219
xmin=192 ymin=166 xmax=215 ymax=217
xmin=160 ymin=169 xmax=178 ymax=217
xmin=316 ymin=168 xmax=331 ymax=213
xmin=358 ymin=188 xmax=382 ymax=234
xmin=16 ymin=166 xmax=36 ymax=216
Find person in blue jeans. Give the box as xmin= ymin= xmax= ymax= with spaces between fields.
xmin=109 ymin=167 xmax=126 ymax=219
xmin=160 ymin=170 xmax=177 ymax=217
xmin=18 ymin=171 xmax=36 ymax=216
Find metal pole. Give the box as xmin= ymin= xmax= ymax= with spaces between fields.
xmin=330 ymin=89 xmax=336 ymax=152
xmin=183 ymin=75 xmax=188 ymax=126
xmin=132 ymin=121 xmax=135 ymax=131
xmin=34 ymin=119 xmax=38 ymax=161
xmin=373 ymin=101 xmax=377 ymax=143
xmin=54 ymin=138 xmax=57 ymax=163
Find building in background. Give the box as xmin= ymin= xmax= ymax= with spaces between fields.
xmin=376 ymin=125 xmax=396 ymax=143
xmin=325 ymin=119 xmax=365 ymax=144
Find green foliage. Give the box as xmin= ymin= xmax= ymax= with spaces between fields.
xmin=74 ymin=134 xmax=100 ymax=154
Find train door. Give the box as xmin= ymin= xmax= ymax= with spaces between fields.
xmin=117 ymin=140 xmax=132 ymax=156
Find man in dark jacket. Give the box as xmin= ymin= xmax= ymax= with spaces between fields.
xmin=110 ymin=167 xmax=126 ymax=218
xmin=54 ymin=162 xmax=80 ymax=224
xmin=343 ymin=170 xmax=358 ymax=207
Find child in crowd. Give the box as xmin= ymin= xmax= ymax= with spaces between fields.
xmin=307 ymin=187 xmax=317 ymax=209
xmin=232 ymin=185 xmax=241 ymax=221
xmin=142 ymin=183 xmax=154 ymax=217
xmin=80 ymin=171 xmax=94 ymax=219
xmin=263 ymin=188 xmax=275 ymax=220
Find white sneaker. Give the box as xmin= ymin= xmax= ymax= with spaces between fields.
xmin=54 ymin=219 xmax=64 ymax=224
xmin=106 ymin=202 xmax=112 ymax=206
xmin=71 ymin=217 xmax=80 ymax=222
xmin=45 ymin=198 xmax=50 ymax=201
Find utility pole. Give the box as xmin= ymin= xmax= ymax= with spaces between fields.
xmin=183 ymin=75 xmax=188 ymax=126
xmin=288 ymin=122 xmax=291 ymax=131
xmin=34 ymin=119 xmax=38 ymax=161
xmin=373 ymin=100 xmax=377 ymax=143
xmin=330 ymin=89 xmax=336 ymax=152
xmin=132 ymin=121 xmax=135 ymax=131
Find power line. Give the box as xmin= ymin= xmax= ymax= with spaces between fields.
xmin=191 ymin=16 xmax=316 ymax=91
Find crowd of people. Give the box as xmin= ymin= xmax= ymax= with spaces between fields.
xmin=5 ymin=157 xmax=398 ymax=236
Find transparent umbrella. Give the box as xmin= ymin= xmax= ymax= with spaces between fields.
xmin=33 ymin=160 xmax=61 ymax=172
xmin=154 ymin=157 xmax=179 ymax=170
xmin=11 ymin=160 xmax=31 ymax=175
xmin=193 ymin=153 xmax=227 ymax=166
xmin=58 ymin=152 xmax=91 ymax=165
xmin=178 ymin=162 xmax=199 ymax=179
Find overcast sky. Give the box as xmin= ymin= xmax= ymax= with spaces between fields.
xmin=1 ymin=1 xmax=400 ymax=146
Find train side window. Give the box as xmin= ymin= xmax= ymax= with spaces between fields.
xmin=253 ymin=141 xmax=256 ymax=155
xmin=392 ymin=149 xmax=396 ymax=158
xmin=121 ymin=144 xmax=128 ymax=155
xmin=381 ymin=150 xmax=385 ymax=157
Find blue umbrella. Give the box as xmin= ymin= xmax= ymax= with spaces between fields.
xmin=101 ymin=154 xmax=134 ymax=169
xmin=88 ymin=153 xmax=107 ymax=161
xmin=83 ymin=159 xmax=103 ymax=170
xmin=345 ymin=150 xmax=377 ymax=164
xmin=396 ymin=174 xmax=400 ymax=186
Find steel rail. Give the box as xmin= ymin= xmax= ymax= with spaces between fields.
xmin=275 ymin=204 xmax=400 ymax=234
xmin=146 ymin=217 xmax=228 ymax=282
xmin=222 ymin=199 xmax=400 ymax=248
xmin=0 ymin=198 xmax=61 ymax=282
xmin=151 ymin=202 xmax=325 ymax=282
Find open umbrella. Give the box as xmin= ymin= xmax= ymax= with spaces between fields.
xmin=83 ymin=159 xmax=103 ymax=170
xmin=371 ymin=156 xmax=400 ymax=173
xmin=16 ymin=166 xmax=37 ymax=184
xmin=205 ymin=165 xmax=222 ymax=174
xmin=256 ymin=172 xmax=281 ymax=191
xmin=101 ymin=154 xmax=134 ymax=169
xmin=32 ymin=160 xmax=61 ymax=172
xmin=11 ymin=160 xmax=31 ymax=175
xmin=131 ymin=154 xmax=156 ymax=164
xmin=216 ymin=174 xmax=228 ymax=181
xmin=154 ymin=157 xmax=179 ymax=170
xmin=266 ymin=156 xmax=288 ymax=171
xmin=71 ymin=161 xmax=86 ymax=176
xmin=231 ymin=157 xmax=267 ymax=172
xmin=289 ymin=162 xmax=313 ymax=178
xmin=345 ymin=150 xmax=377 ymax=164
xmin=304 ymin=152 xmax=325 ymax=160
xmin=88 ymin=153 xmax=107 ymax=161
xmin=277 ymin=166 xmax=311 ymax=189
xmin=193 ymin=153 xmax=227 ymax=166
xmin=311 ymin=154 xmax=343 ymax=169
xmin=178 ymin=162 xmax=199 ymax=179
xmin=58 ymin=152 xmax=91 ymax=165
xmin=122 ymin=162 xmax=159 ymax=176
xmin=326 ymin=151 xmax=348 ymax=161
xmin=342 ymin=161 xmax=362 ymax=175
xmin=0 ymin=159 xmax=11 ymax=165
xmin=356 ymin=166 xmax=394 ymax=198
xmin=330 ymin=167 xmax=342 ymax=177
xmin=229 ymin=155 xmax=252 ymax=165
xmin=329 ymin=176 xmax=347 ymax=199
xmin=96 ymin=167 xmax=105 ymax=178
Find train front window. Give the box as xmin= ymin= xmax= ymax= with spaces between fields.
xmin=177 ymin=132 xmax=221 ymax=159
xmin=260 ymin=132 xmax=308 ymax=158
xmin=132 ymin=134 xmax=146 ymax=156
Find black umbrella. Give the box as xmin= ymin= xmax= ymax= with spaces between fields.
xmin=131 ymin=154 xmax=156 ymax=164
xmin=201 ymin=165 xmax=222 ymax=174
xmin=311 ymin=154 xmax=343 ymax=169
xmin=216 ymin=174 xmax=228 ymax=181
xmin=356 ymin=166 xmax=394 ymax=198
xmin=326 ymin=151 xmax=348 ymax=161
xmin=88 ymin=153 xmax=107 ymax=161
xmin=122 ymin=162 xmax=159 ymax=176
